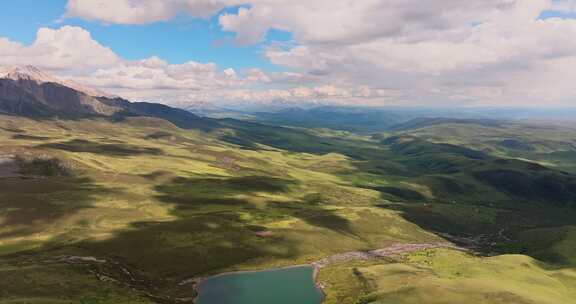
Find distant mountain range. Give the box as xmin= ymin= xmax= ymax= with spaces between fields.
xmin=246 ymin=105 xmax=576 ymax=133
xmin=0 ymin=65 xmax=217 ymax=130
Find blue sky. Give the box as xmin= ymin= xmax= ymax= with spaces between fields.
xmin=0 ymin=0 xmax=289 ymax=71
xmin=540 ymin=9 xmax=576 ymax=19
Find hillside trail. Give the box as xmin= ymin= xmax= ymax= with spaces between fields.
xmin=312 ymin=242 xmax=465 ymax=268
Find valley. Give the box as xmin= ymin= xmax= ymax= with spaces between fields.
xmin=1 ymin=110 xmax=576 ymax=303
xmin=3 ymin=2 xmax=576 ymax=303
xmin=1 ymin=64 xmax=576 ymax=304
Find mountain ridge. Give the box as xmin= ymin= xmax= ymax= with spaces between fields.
xmin=0 ymin=65 xmax=218 ymax=130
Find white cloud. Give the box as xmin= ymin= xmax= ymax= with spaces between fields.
xmin=65 ymin=0 xmax=243 ymax=24
xmin=243 ymin=0 xmax=576 ymax=106
xmin=24 ymin=1 xmax=576 ymax=106
xmin=0 ymin=26 xmax=119 ymax=71
xmin=219 ymin=0 xmax=526 ymax=45
xmin=0 ymin=25 xmax=277 ymax=105
xmin=73 ymin=59 xmax=247 ymax=92
xmin=172 ymin=85 xmax=401 ymax=107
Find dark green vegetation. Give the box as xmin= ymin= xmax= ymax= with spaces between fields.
xmin=41 ymin=139 xmax=164 ymax=156
xmin=15 ymin=157 xmax=70 ymax=177
xmin=1 ymin=112 xmax=576 ymax=303
xmin=375 ymin=119 xmax=576 ymax=265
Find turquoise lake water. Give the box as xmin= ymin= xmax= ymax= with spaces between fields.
xmin=196 ymin=266 xmax=323 ymax=304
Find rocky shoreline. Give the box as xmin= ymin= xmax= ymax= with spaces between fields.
xmin=187 ymin=242 xmax=466 ymax=303
xmin=30 ymin=242 xmax=465 ymax=303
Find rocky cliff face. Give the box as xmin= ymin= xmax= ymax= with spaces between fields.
xmin=0 ymin=65 xmax=219 ymax=130
xmin=0 ymin=65 xmax=122 ymax=117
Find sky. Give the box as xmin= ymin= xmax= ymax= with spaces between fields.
xmin=1 ymin=0 xmax=576 ymax=108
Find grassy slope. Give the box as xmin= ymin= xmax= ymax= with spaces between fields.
xmin=0 ymin=116 xmax=437 ymax=303
xmin=392 ymin=120 xmax=576 ymax=260
xmin=2 ymin=115 xmax=576 ymax=303
xmin=319 ymin=249 xmax=576 ymax=304
xmin=0 ymin=264 xmax=150 ymax=304
xmin=402 ymin=120 xmax=576 ymax=172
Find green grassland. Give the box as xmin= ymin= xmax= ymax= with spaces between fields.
xmin=0 ymin=115 xmax=437 ymax=302
xmin=319 ymin=249 xmax=576 ymax=304
xmin=2 ymin=115 xmax=576 ymax=303
xmin=399 ymin=119 xmax=576 ymax=172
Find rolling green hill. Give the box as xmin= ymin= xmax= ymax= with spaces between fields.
xmin=319 ymin=249 xmax=576 ymax=304
xmin=1 ymin=114 xmax=576 ymax=303
xmin=397 ymin=118 xmax=576 ymax=172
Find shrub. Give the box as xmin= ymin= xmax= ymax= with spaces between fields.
xmin=16 ymin=157 xmax=70 ymax=177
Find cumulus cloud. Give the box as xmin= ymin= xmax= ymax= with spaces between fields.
xmin=0 ymin=26 xmax=119 ymax=71
xmin=72 ymin=57 xmax=250 ymax=91
xmin=65 ymin=0 xmax=243 ymax=24
xmin=232 ymin=0 xmax=576 ymax=106
xmin=63 ymin=56 xmax=294 ymax=105
xmin=219 ymin=0 xmax=521 ymax=45
xmin=31 ymin=1 xmax=576 ymax=106
xmin=0 ymin=25 xmax=280 ymax=105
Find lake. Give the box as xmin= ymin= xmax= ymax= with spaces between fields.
xmin=195 ymin=265 xmax=323 ymax=304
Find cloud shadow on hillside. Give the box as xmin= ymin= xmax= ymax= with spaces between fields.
xmin=39 ymin=139 xmax=164 ymax=156
xmin=53 ymin=175 xmax=306 ymax=297
xmin=0 ymin=176 xmax=111 ymax=239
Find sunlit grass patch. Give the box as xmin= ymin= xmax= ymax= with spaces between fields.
xmin=320 ymin=249 xmax=576 ymax=304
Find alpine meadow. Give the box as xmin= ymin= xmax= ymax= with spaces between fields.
xmin=2 ymin=1 xmax=576 ymax=304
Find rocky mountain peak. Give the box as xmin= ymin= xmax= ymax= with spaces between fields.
xmin=0 ymin=65 xmax=113 ymax=98
xmin=0 ymin=65 xmax=61 ymax=84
